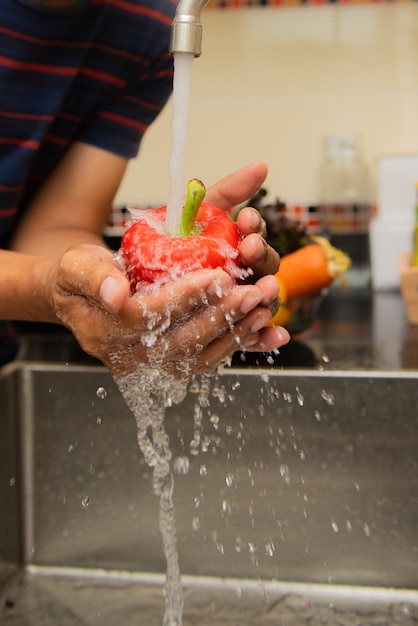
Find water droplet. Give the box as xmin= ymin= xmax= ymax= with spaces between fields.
xmin=321 ymin=389 xmax=335 ymax=405
xmin=265 ymin=541 xmax=275 ymax=557
xmin=199 ymin=464 xmax=208 ymax=477
xmin=188 ymin=378 xmax=200 ymax=394
xmin=192 ymin=516 xmax=200 ymax=531
xmin=225 ymin=473 xmax=235 ymax=488
xmin=173 ymin=456 xmax=190 ymax=475
xmin=212 ymin=385 xmax=226 ymax=403
xmin=193 ymin=495 xmax=202 ymax=508
xmin=81 ymin=496 xmax=91 ymax=509
xmin=296 ymin=386 xmax=304 ymax=406
xmin=331 ymin=520 xmax=339 ymax=533
xmin=321 ymin=352 xmax=330 ymax=363
xmin=363 ymin=523 xmax=372 ymax=537
xmin=96 ymin=386 xmax=107 ymax=399
xmin=221 ymin=499 xmax=232 ymax=516
xmin=9 ymin=477 xmax=16 ymax=487
xmin=96 ymin=416 xmax=102 ymax=425
xmin=235 ymin=536 xmax=243 ymax=553
xmin=279 ymin=464 xmax=290 ymax=485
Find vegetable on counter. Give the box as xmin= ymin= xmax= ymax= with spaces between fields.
xmin=245 ymin=189 xmax=352 ymax=329
xmin=120 ymin=179 xmax=244 ymax=290
xmin=244 ymin=188 xmax=311 ymax=257
xmin=277 ymin=235 xmax=351 ymax=301
xmin=269 ymin=236 xmax=351 ymax=327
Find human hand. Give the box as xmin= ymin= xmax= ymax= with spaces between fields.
xmin=205 ymin=161 xmax=280 ymax=278
xmin=42 ymin=244 xmax=289 ymax=379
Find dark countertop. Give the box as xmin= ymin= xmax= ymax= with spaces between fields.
xmin=11 ymin=288 xmax=418 ymax=373
xmin=233 ymin=287 xmax=418 ymax=371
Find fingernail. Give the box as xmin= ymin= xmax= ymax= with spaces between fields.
xmin=253 ymin=238 xmax=268 ymax=261
xmin=100 ymin=276 xmax=120 ymax=307
xmin=246 ymin=208 xmax=261 ymax=230
xmin=240 ymin=291 xmax=263 ymax=314
xmin=275 ymin=327 xmax=290 ymax=344
xmin=250 ymin=312 xmax=272 ymax=333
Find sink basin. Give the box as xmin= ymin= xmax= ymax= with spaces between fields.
xmin=1 ymin=361 xmax=418 ymax=624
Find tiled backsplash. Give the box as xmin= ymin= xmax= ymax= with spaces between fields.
xmin=207 ymin=0 xmax=417 ymax=7
xmin=284 ymin=201 xmax=376 ymax=234
xmin=114 ymin=3 xmax=418 ymax=235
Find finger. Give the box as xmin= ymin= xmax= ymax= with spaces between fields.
xmin=127 ymin=285 xmax=264 ymax=360
xmin=205 ymin=162 xmax=268 ymax=211
xmin=196 ymin=314 xmax=290 ymax=371
xmin=241 ymin=325 xmax=290 ymax=353
xmin=239 ymin=233 xmax=280 ymax=277
xmin=235 ymin=206 xmax=267 ymax=237
xmin=173 ymin=285 xmax=268 ymax=352
xmin=124 ymin=283 xmax=268 ymax=368
xmin=122 ymin=268 xmax=235 ymax=329
xmin=254 ymin=274 xmax=280 ymax=314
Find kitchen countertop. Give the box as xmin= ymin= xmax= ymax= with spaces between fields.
xmin=233 ymin=287 xmax=418 ymax=371
xmin=12 ymin=288 xmax=418 ymax=373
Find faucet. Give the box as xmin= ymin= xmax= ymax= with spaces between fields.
xmin=169 ymin=0 xmax=210 ymax=57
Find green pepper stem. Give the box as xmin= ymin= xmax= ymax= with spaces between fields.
xmin=180 ymin=179 xmax=206 ymax=237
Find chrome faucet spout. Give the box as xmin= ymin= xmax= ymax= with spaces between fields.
xmin=169 ymin=0 xmax=210 ymax=57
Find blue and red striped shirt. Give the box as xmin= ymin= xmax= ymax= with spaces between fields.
xmin=0 ymin=0 xmax=176 ymax=245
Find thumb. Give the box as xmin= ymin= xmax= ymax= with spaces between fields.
xmin=99 ymin=274 xmax=130 ymax=312
xmin=58 ymin=245 xmax=131 ymax=313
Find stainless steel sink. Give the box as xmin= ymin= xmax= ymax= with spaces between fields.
xmin=1 ymin=361 xmax=418 ymax=624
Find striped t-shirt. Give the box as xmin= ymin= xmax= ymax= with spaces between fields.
xmin=0 ymin=0 xmax=176 ymax=245
xmin=0 ymin=0 xmax=176 ymax=365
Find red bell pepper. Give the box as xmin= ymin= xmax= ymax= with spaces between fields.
xmin=121 ymin=179 xmax=244 ymax=290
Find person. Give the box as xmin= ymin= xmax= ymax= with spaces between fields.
xmin=0 ymin=0 xmax=290 ymax=375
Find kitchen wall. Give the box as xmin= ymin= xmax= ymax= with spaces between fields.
xmin=114 ymin=3 xmax=418 ymax=210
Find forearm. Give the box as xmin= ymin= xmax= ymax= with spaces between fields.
xmin=10 ymin=225 xmax=109 ymax=258
xmin=0 ymin=250 xmax=59 ymax=323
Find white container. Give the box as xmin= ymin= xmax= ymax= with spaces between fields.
xmin=377 ymin=153 xmax=418 ymax=219
xmin=369 ymin=217 xmax=413 ymax=290
xmin=370 ymin=153 xmax=418 ymax=290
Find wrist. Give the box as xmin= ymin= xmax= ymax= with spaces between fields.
xmin=0 ymin=251 xmax=59 ymax=324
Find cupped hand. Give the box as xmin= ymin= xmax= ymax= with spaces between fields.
xmin=42 ymin=244 xmax=289 ymax=379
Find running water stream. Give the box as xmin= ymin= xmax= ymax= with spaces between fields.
xmin=165 ymin=52 xmax=195 ymax=237
xmin=115 ymin=51 xmax=199 ymax=626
